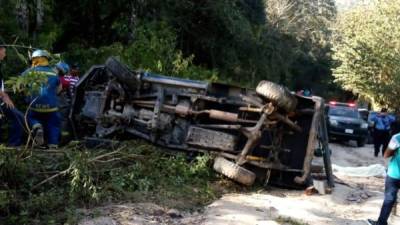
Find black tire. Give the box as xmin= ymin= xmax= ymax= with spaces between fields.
xmin=255 ymin=80 xmax=297 ymax=112
xmin=213 ymin=157 xmax=256 ymax=186
xmin=105 ymin=57 xmax=139 ymax=90
xmin=357 ymin=138 xmax=366 ymax=147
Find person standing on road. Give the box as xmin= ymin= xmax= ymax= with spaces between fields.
xmin=367 ymin=133 xmax=400 ymax=225
xmin=370 ymin=108 xmax=395 ymax=157
xmin=0 ymin=45 xmax=25 ymax=147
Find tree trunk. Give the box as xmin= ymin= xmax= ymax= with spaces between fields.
xmin=36 ymin=0 xmax=44 ymax=30
xmin=15 ymin=0 xmax=29 ymax=34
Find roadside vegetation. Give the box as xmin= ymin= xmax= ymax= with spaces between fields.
xmin=0 ymin=0 xmax=337 ymax=95
xmin=333 ymin=0 xmax=400 ymax=109
xmin=0 ymin=140 xmax=223 ymax=224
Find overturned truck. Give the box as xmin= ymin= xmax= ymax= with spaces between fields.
xmin=70 ymin=57 xmax=334 ymax=188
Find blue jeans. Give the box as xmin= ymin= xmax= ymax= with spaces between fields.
xmin=28 ymin=110 xmax=61 ymax=145
xmin=0 ymin=105 xmax=25 ymax=146
xmin=378 ymin=176 xmax=400 ymax=225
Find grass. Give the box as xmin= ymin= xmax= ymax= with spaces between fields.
xmin=0 ymin=140 xmax=235 ymax=224
xmin=276 ymin=216 xmax=310 ymax=225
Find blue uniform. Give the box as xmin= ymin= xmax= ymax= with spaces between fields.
xmin=23 ymin=66 xmax=61 ymax=145
xmin=370 ymin=113 xmax=395 ymax=156
xmin=370 ymin=114 xmax=395 ymax=131
xmin=22 ymin=66 xmax=60 ymax=112
xmin=0 ymin=106 xmax=25 ymax=146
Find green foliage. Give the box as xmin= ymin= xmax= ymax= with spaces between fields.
xmin=121 ymin=21 xmax=218 ymax=81
xmin=0 ymin=141 xmax=217 ymax=224
xmin=66 ymin=21 xmax=218 ymax=82
xmin=1 ymin=0 xmax=338 ymax=97
xmin=69 ymin=151 xmax=99 ymax=201
xmin=59 ymin=0 xmax=335 ymax=90
xmin=123 ymin=21 xmax=179 ymax=73
xmin=266 ymin=0 xmax=337 ymax=91
xmin=5 ymin=71 xmax=48 ymax=96
xmin=333 ymin=0 xmax=400 ymax=108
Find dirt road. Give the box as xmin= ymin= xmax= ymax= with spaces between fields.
xmin=201 ymin=142 xmax=398 ymax=225
xmin=79 ymin=142 xmax=400 ymax=225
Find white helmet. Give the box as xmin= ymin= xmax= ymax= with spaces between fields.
xmin=31 ymin=49 xmax=50 ymax=59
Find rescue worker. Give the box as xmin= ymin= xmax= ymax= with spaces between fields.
xmin=22 ymin=50 xmax=61 ymax=148
xmin=0 ymin=45 xmax=25 ymax=147
xmin=370 ymin=108 xmax=395 ymax=157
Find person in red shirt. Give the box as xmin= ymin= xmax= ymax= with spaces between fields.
xmin=55 ymin=61 xmax=79 ymax=143
xmin=56 ymin=62 xmax=79 ymax=101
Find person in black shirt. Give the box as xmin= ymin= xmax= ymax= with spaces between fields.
xmin=0 ymin=45 xmax=25 ymax=147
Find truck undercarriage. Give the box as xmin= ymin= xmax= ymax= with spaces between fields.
xmin=70 ymin=57 xmax=334 ymax=188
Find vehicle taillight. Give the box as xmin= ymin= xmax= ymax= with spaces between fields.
xmin=348 ymin=103 xmax=356 ymax=107
xmin=329 ymin=101 xmax=337 ymax=105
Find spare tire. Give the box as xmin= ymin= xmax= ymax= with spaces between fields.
xmin=213 ymin=156 xmax=256 ymax=186
xmin=105 ymin=57 xmax=139 ymax=91
xmin=256 ymin=80 xmax=297 ymax=112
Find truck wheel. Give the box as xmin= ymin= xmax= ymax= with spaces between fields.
xmin=357 ymin=138 xmax=366 ymax=147
xmin=256 ymin=80 xmax=297 ymax=112
xmin=213 ymin=156 xmax=256 ymax=186
xmin=105 ymin=57 xmax=139 ymax=90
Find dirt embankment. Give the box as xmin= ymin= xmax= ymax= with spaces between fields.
xmin=79 ymin=142 xmax=400 ymax=225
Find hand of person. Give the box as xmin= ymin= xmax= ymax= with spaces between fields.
xmin=0 ymin=92 xmax=15 ymax=109
xmin=384 ymin=158 xmax=389 ymax=168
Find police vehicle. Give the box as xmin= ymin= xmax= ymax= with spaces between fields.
xmin=326 ymin=101 xmax=369 ymax=147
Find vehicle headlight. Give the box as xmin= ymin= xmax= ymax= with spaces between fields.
xmin=361 ymin=123 xmax=368 ymax=129
xmin=329 ymin=119 xmax=338 ymax=126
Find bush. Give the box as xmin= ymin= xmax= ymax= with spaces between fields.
xmin=0 ymin=141 xmax=217 ymax=224
xmin=64 ymin=21 xmax=218 ymax=83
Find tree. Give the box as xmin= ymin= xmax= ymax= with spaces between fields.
xmin=266 ymin=0 xmax=336 ymax=92
xmin=0 ymin=0 xmax=338 ymax=97
xmin=333 ymin=0 xmax=400 ymax=109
